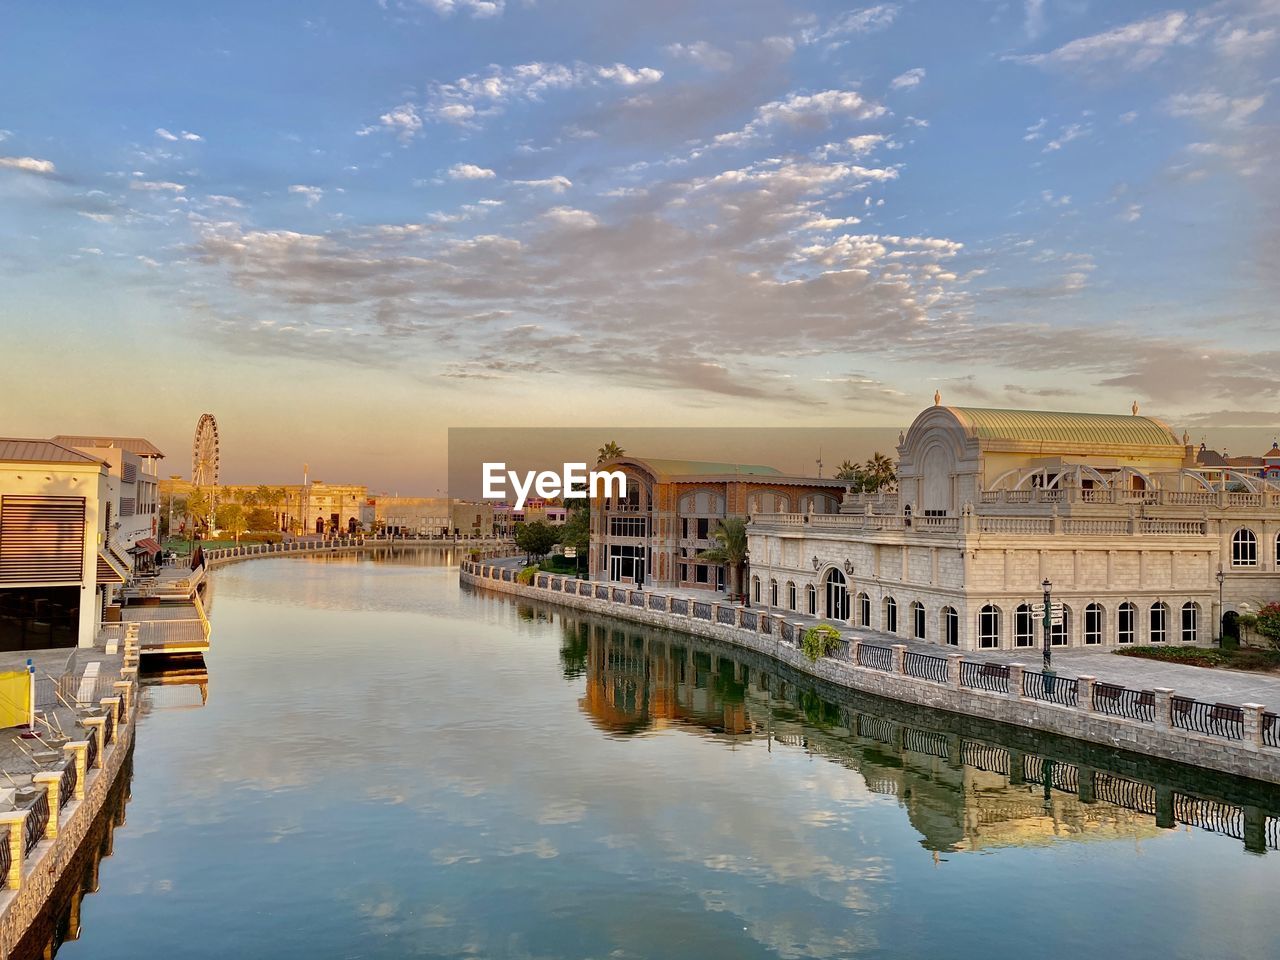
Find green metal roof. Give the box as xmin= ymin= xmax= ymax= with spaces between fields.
xmin=947 ymin=408 xmax=1182 ymax=447
xmin=608 ymin=457 xmax=784 ymax=480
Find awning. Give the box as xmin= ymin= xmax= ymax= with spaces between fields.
xmin=97 ymin=551 xmax=128 ymax=584
xmin=131 ymin=537 xmax=163 ymax=554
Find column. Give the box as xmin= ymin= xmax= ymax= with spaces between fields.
xmin=1152 ymin=687 xmax=1174 ymax=728
xmin=1077 ymin=675 xmax=1096 ymax=713
xmin=0 ymin=811 xmax=28 ymax=890
xmin=1242 ymin=703 xmax=1265 ymax=746
xmin=84 ymin=717 xmax=106 ymax=767
xmin=947 ymin=654 xmax=963 ymax=689
xmin=32 ymin=774 xmax=61 ymax=839
xmin=891 ymin=643 xmax=907 ymax=674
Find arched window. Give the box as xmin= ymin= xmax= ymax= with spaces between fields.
xmin=806 ymin=584 xmax=817 ymax=616
xmin=1232 ymin=528 xmax=1258 ymax=567
xmin=857 ymin=592 xmax=871 ymax=627
xmin=1181 ymin=601 xmax=1199 ymax=643
xmin=1150 ymin=602 xmax=1169 ymax=643
xmin=884 ymin=596 xmax=898 ymax=634
xmin=1015 ymin=603 xmax=1034 ymax=647
xmin=770 ymin=579 xmax=778 ymax=607
xmin=752 ymin=576 xmax=760 ymax=604
xmin=1118 ymin=602 xmax=1136 ymax=644
xmin=978 ymin=604 xmax=1000 ymax=649
xmin=943 ymin=606 xmax=959 ymax=646
xmin=911 ymin=601 xmax=926 ymax=640
xmin=787 ymin=581 xmax=797 ymax=611
xmin=1084 ymin=603 xmax=1103 ymax=645
xmin=1051 ymin=605 xmax=1070 ymax=646
xmin=824 ymin=569 xmax=849 ymax=621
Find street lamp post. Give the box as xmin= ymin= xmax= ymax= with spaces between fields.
xmin=1042 ymin=577 xmax=1053 ymax=673
xmin=1215 ymin=567 xmax=1225 ymax=645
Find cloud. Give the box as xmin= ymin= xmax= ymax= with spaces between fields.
xmin=665 ymin=41 xmax=733 ymax=72
xmin=542 ymin=206 xmax=598 ymax=229
xmin=411 ymin=0 xmax=504 ymax=18
xmin=357 ymin=103 xmax=423 ymax=142
xmin=1043 ymin=121 xmax=1091 ymax=152
xmin=512 ymin=175 xmax=572 ymax=193
xmin=0 ymin=156 xmax=56 ymax=175
xmin=1165 ymin=90 xmax=1266 ymax=127
xmin=800 ymin=5 xmax=899 ymax=46
xmin=289 ymin=184 xmax=324 ymax=207
xmin=1024 ymin=0 xmax=1047 ymax=40
xmin=156 ymin=128 xmax=203 ymax=142
xmin=1009 ymin=12 xmax=1196 ymax=71
xmin=712 ymin=89 xmax=887 ymax=148
xmin=448 ymin=163 xmax=496 ymax=180
xmin=890 ymin=68 xmax=924 ymax=90
xmin=130 ymin=179 xmax=185 ymax=192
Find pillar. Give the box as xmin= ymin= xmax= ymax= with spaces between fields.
xmin=947 ymin=654 xmax=963 ymax=689
xmin=891 ymin=643 xmax=907 ymax=674
xmin=114 ymin=681 xmax=133 ymax=722
xmin=0 ymin=811 xmax=28 ymax=890
xmin=1153 ymin=687 xmax=1174 ymax=728
xmin=84 ymin=717 xmax=106 ymax=768
xmin=1077 ymin=675 xmax=1096 ymax=713
xmin=1242 ymin=703 xmax=1265 ymax=746
xmin=32 ymin=774 xmax=60 ymax=839
xmin=1008 ymin=663 xmax=1025 ymax=699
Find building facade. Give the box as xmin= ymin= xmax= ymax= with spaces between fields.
xmin=749 ymin=404 xmax=1280 ymax=651
xmin=590 ymin=458 xmax=846 ymax=591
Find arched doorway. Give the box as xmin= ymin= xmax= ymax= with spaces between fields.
xmin=315 ymin=517 xmax=324 ymax=534
xmin=824 ymin=569 xmax=849 ymax=621
xmin=1222 ymin=610 xmax=1240 ymax=647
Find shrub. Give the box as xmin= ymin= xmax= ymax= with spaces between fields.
xmin=801 ymin=624 xmax=843 ymax=662
xmin=516 ymin=564 xmax=540 ymax=585
xmin=1254 ymin=603 xmax=1280 ymax=649
xmin=239 ymin=531 xmax=282 ymax=544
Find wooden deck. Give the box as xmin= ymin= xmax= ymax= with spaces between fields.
xmin=121 ymin=594 xmax=210 ymax=655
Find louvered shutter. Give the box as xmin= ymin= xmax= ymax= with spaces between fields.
xmin=0 ymin=496 xmax=87 ymax=583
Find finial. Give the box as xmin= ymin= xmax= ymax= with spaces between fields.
xmin=898 ymin=430 xmax=905 ymax=445
xmin=1182 ymin=430 xmax=1190 ymax=445
xmin=934 ymin=389 xmax=941 ymax=407
xmin=1131 ymin=400 xmax=1139 ymax=416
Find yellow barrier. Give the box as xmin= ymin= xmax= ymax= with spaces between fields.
xmin=0 ymin=671 xmax=31 ymax=729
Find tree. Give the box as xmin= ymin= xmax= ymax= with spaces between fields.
xmin=215 ymin=503 xmax=248 ymax=542
xmin=696 ymin=517 xmax=749 ymax=600
xmin=864 ymin=452 xmax=896 ymax=492
xmin=1255 ymin=602 xmax=1280 ymax=649
xmin=559 ymin=504 xmax=590 ymax=576
xmin=597 ymin=440 xmax=625 ymax=464
xmin=186 ymin=488 xmax=212 ymax=532
xmin=246 ymin=507 xmax=276 ymax=531
xmin=514 ymin=520 xmax=559 ymax=560
xmin=160 ymin=493 xmax=187 ymax=537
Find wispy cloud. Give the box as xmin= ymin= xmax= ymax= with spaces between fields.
xmin=289 ymin=184 xmax=324 ymax=207
xmin=0 ymin=156 xmax=56 ymax=175
xmin=448 ymin=163 xmax=496 ymax=180
xmin=890 ymin=68 xmax=924 ymax=90
xmin=155 ymin=127 xmax=203 ymax=142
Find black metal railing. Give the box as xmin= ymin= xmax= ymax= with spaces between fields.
xmin=629 ymin=591 xmax=644 ymax=608
xmin=1022 ymin=670 xmax=1078 ymax=707
xmin=1174 ymin=794 xmax=1245 ymax=841
xmin=612 ymin=588 xmax=627 ymax=604
xmin=780 ymin=621 xmax=795 ymax=643
xmin=692 ymin=602 xmax=712 ymax=620
xmin=961 ymin=741 xmax=1011 ymax=775
xmin=716 ymin=606 xmax=736 ymax=626
xmin=960 ymin=661 xmax=1009 ymax=693
xmin=741 ymin=611 xmax=758 ymax=630
xmin=857 ymin=643 xmax=893 ymax=671
xmin=1171 ymin=697 xmax=1244 ymax=740
xmin=1263 ymin=712 xmax=1278 ymax=748
xmin=1093 ymin=773 xmax=1157 ymax=815
xmin=103 ymin=708 xmax=116 ymax=745
xmin=902 ymin=727 xmax=951 ymax=759
xmin=648 ymin=594 xmax=665 ymax=611
xmin=550 ymin=577 xmax=563 ymax=591
xmin=536 ymin=574 xmax=549 ymax=589
xmin=0 ymin=826 xmax=9 ymax=886
xmin=670 ymin=598 xmax=689 ymax=616
xmin=86 ymin=730 xmax=99 ymax=771
xmin=1022 ymin=755 xmax=1080 ymax=794
xmin=595 ymin=585 xmax=609 ymax=600
xmin=1092 ymin=683 xmax=1155 ymax=722
xmin=857 ymin=713 xmax=895 ymax=744
xmin=903 ymin=650 xmax=948 ymax=684
xmin=59 ymin=760 xmax=76 ymax=809
xmin=24 ymin=790 xmax=49 ymax=854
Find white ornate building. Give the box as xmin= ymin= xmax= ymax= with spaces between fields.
xmin=748 ymin=404 xmax=1280 ymax=651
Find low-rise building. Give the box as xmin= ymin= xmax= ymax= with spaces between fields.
xmin=748 ymin=402 xmax=1280 ymax=650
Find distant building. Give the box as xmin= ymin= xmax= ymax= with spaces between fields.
xmin=0 ymin=439 xmax=113 ymax=650
xmin=749 ymin=404 xmax=1280 ymax=650
xmin=589 ymin=457 xmax=846 ymax=591
xmin=160 ymin=478 xmax=371 ymax=535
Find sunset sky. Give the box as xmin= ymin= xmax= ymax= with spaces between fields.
xmin=2 ymin=1 xmax=1277 ymax=492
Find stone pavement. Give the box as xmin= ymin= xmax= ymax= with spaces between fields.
xmin=487 ymin=557 xmax=1280 ymax=711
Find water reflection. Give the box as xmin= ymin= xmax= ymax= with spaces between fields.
xmin=35 ymin=553 xmax=1280 ymax=960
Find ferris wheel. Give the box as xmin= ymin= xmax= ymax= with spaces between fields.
xmin=192 ymin=413 xmax=220 ymax=488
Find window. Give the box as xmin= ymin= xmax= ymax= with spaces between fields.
xmin=1015 ymin=603 xmax=1034 ymax=647
xmin=752 ymin=576 xmax=760 ymax=603
xmin=911 ymin=601 xmax=926 ymax=641
xmin=1051 ymin=606 xmax=1069 ymax=646
xmin=806 ymin=584 xmax=817 ymax=616
xmin=943 ymin=606 xmax=959 ymax=646
xmin=608 ymin=516 xmax=649 ymax=538
xmin=857 ymin=592 xmax=871 ymax=627
xmin=770 ymin=579 xmax=778 ymax=606
xmin=696 ymin=518 xmax=710 ymax=540
xmin=1181 ymin=601 xmax=1199 ymax=643
xmin=884 ymin=596 xmax=898 ymax=634
xmin=787 ymin=581 xmax=797 ymax=611
xmin=824 ymin=569 xmax=849 ymax=620
xmin=1149 ymin=602 xmax=1169 ymax=643
xmin=1118 ymin=602 xmax=1136 ymax=644
xmin=1084 ymin=603 xmax=1103 ymax=645
xmin=607 ymin=544 xmax=646 ymax=584
xmin=1232 ymin=528 xmax=1258 ymax=567
xmin=978 ymin=604 xmax=1000 ymax=649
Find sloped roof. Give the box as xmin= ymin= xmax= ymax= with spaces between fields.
xmin=946 ymin=408 xmax=1181 ymax=448
xmin=52 ymin=435 xmax=165 ymax=457
xmin=1196 ymin=447 xmax=1230 ymax=467
xmin=606 ymin=457 xmax=784 ymax=481
xmin=1263 ymin=445 xmax=1280 ymax=460
xmin=0 ymin=439 xmax=104 ymax=465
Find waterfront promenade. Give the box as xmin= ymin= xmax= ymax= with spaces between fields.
xmin=462 ymin=560 xmax=1280 ymax=785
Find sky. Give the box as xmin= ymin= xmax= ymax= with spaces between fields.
xmin=1 ymin=1 xmax=1277 ymax=492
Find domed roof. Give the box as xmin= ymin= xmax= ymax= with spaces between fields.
xmin=945 ymin=407 xmax=1182 ymax=448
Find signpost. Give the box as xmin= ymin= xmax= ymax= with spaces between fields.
xmin=1040 ymin=579 xmax=1054 ymax=672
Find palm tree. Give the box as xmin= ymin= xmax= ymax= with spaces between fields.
xmin=597 ymin=440 xmax=625 ymax=464
xmin=697 ymin=517 xmax=749 ymax=601
xmin=864 ymin=452 xmax=897 ymax=492
xmin=835 ymin=460 xmax=864 ymax=484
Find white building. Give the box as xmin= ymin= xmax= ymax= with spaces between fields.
xmin=748 ymin=403 xmax=1280 ymax=651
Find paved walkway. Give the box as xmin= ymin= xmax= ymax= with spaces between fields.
xmin=486 ymin=558 xmax=1280 ymax=710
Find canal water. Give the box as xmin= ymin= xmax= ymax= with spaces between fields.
xmin=41 ymin=551 xmax=1280 ymax=959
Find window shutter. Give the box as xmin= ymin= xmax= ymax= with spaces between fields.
xmin=0 ymin=496 xmax=86 ymax=583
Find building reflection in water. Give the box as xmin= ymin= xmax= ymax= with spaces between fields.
xmin=140 ymin=655 xmax=210 ymax=711
xmin=565 ymin=612 xmax=1280 ymax=857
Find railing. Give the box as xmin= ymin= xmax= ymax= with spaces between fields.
xmin=780 ymin=621 xmax=795 ymax=644
xmin=903 ymin=650 xmax=948 ymax=684
xmin=595 ymin=585 xmax=609 ymax=601
xmin=961 ymin=741 xmax=1011 ymax=775
xmin=1021 ymin=670 xmax=1078 ymax=707
xmin=59 ymin=759 xmax=77 ymax=809
xmin=648 ymin=595 xmax=665 ymax=612
xmin=24 ymin=790 xmax=49 ymax=854
xmin=1264 ymin=712 xmax=1278 ymax=748
xmin=1022 ymin=755 xmax=1080 ymax=794
xmin=960 ymin=661 xmax=1009 ymax=693
xmin=0 ymin=827 xmax=9 ymax=887
xmin=1171 ymin=697 xmax=1244 ymax=740
xmin=629 ymin=591 xmax=644 ymax=608
xmin=1092 ymin=682 xmax=1155 ymax=722
xmin=901 ymin=728 xmax=951 ymax=759
xmin=1093 ymin=773 xmax=1157 ymax=815
xmin=741 ymin=611 xmax=758 ymax=631
xmin=857 ymin=713 xmax=895 ymax=743
xmin=760 ymin=614 xmax=772 ymax=635
xmin=978 ymin=517 xmax=1052 ymax=534
xmin=670 ymin=598 xmax=688 ymax=616
xmin=611 ymin=588 xmax=627 ymax=604
xmin=103 ymin=708 xmax=116 ymax=745
xmin=692 ymin=602 xmax=712 ymax=621
xmin=86 ymin=729 xmax=99 ymax=771
xmin=857 ymin=643 xmax=893 ymax=671
xmin=1174 ymin=794 xmax=1245 ymax=840
xmin=717 ymin=606 xmax=736 ymax=626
